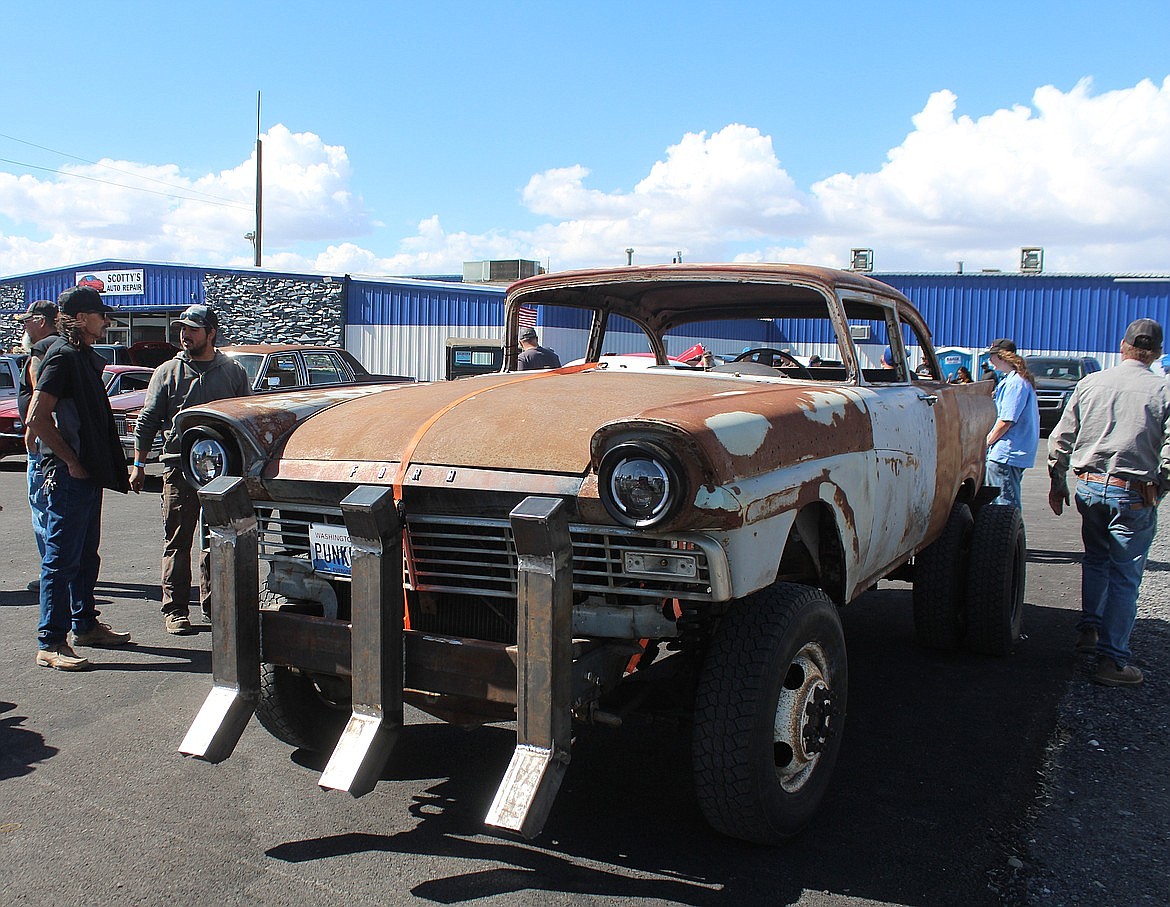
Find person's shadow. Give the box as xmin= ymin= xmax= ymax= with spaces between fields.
xmin=0 ymin=701 xmax=58 ymax=781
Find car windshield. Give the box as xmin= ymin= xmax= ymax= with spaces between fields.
xmin=226 ymin=353 xmax=264 ymax=384
xmin=1026 ymin=358 xmax=1083 ymax=380
xmin=512 ymin=291 xmax=918 ymax=383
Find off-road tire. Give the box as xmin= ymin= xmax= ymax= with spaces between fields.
xmin=255 ymin=663 xmax=350 ymax=752
xmin=692 ymin=582 xmax=847 ymax=844
xmin=912 ymin=503 xmax=973 ymax=649
xmin=965 ymin=503 xmax=1026 ymax=655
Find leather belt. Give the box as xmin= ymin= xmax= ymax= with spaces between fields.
xmin=1077 ymin=473 xmax=1149 ymax=490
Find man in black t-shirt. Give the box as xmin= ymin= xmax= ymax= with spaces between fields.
xmin=25 ymin=286 xmax=132 ymax=671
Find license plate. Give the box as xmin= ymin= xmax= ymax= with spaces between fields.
xmin=309 ymin=523 xmax=353 ymax=577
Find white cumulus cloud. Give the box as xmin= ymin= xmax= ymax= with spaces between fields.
xmin=2 ymin=76 xmax=1169 ymax=277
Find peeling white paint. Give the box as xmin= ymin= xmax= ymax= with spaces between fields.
xmin=694 ymin=484 xmax=741 ymax=512
xmin=796 ymin=390 xmax=851 ymax=426
xmin=705 ymin=411 xmax=771 ymax=456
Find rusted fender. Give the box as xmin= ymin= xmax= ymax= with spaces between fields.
xmin=174 ymin=383 xmax=406 ymax=465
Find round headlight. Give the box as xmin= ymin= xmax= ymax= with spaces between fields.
xmin=599 ymin=442 xmax=685 ymax=528
xmin=181 ymin=427 xmax=241 ymax=486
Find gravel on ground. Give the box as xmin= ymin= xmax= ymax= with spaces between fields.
xmin=1002 ymin=500 xmax=1170 ymax=905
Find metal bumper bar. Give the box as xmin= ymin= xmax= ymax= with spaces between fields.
xmin=180 ymin=477 xmax=261 ymax=762
xmin=485 ymin=496 xmax=574 ymax=838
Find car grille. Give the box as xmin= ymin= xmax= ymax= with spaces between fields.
xmin=252 ymin=501 xmax=715 ymax=603
xmin=1035 ymin=390 xmax=1068 ymax=412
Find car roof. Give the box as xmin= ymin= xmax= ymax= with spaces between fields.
xmin=221 ymin=344 xmax=345 ymax=354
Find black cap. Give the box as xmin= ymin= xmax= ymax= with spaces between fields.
xmin=15 ymin=299 xmax=58 ymax=322
xmin=58 ymin=285 xmax=114 ymax=316
xmin=173 ymin=304 xmax=218 ymax=331
xmin=1123 ymin=318 xmax=1163 ymax=352
xmin=986 ymin=338 xmax=1017 ymax=355
xmin=519 ymin=326 xmax=538 ymax=342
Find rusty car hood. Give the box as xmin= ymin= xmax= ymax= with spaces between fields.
xmin=271 ymin=369 xmax=875 ymax=481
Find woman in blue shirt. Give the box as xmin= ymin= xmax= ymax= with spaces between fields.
xmin=984 ymin=338 xmax=1040 ymax=510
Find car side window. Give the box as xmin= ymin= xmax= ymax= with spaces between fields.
xmin=303 ymin=352 xmax=346 ymax=385
xmin=261 ymin=354 xmax=301 ymax=388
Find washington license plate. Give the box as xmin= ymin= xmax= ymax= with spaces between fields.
xmin=309 ymin=523 xmax=352 ymax=577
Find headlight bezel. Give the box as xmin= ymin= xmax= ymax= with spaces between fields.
xmin=598 ymin=440 xmax=687 ymax=529
xmin=180 ymin=426 xmax=242 ymax=487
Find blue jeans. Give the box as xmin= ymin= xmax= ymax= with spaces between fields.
xmin=1075 ymin=478 xmax=1158 ymax=667
xmin=28 ymin=452 xmax=47 ymax=559
xmin=38 ymin=467 xmax=104 ymax=648
xmin=986 ymin=459 xmax=1024 ymax=510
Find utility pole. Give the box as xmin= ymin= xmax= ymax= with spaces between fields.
xmin=254 ymin=91 xmax=263 ymax=267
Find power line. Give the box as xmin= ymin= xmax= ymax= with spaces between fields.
xmin=0 ymin=155 xmax=251 ymax=211
xmin=0 ymin=132 xmax=252 ymax=210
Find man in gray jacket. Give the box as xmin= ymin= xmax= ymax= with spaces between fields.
xmin=130 ymin=304 xmax=252 ymax=635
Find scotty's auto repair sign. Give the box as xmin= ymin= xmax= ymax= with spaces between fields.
xmin=74 ymin=269 xmax=144 ymax=296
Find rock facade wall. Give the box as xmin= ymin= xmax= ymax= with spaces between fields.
xmin=204 ymin=274 xmax=344 ymax=346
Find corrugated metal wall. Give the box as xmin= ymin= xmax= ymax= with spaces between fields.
xmin=876 ymin=273 xmax=1170 ymax=368
xmin=345 ymin=278 xmax=507 ymax=382
xmin=16 ymin=260 xmax=206 ymax=311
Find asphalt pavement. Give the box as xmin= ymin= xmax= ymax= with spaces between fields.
xmin=0 ymin=458 xmax=1121 ymax=906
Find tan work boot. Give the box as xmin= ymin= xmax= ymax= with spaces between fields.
xmin=165 ymin=613 xmax=195 ymax=636
xmin=36 ymin=643 xmax=91 ymax=671
xmin=71 ymin=622 xmax=132 ymax=647
xmin=1093 ymin=658 xmax=1143 ymax=687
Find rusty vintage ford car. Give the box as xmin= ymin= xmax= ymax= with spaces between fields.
xmin=176 ymin=263 xmax=1023 ymax=845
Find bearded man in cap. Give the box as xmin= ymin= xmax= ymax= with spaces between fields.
xmin=25 ymin=286 xmax=132 ymax=671
xmin=130 ymin=304 xmax=251 ymax=635
xmin=1048 ymin=318 xmax=1170 ymax=687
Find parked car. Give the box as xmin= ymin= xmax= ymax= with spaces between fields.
xmin=103 ymin=365 xmax=155 ymax=396
xmin=0 ymin=363 xmax=160 ymax=460
xmin=93 ymin=341 xmax=179 ymax=368
xmin=1025 ymin=355 xmax=1102 ymax=433
xmin=0 ymin=353 xmax=26 ymax=403
xmin=110 ymin=344 xmax=413 ymax=463
xmin=174 ymin=263 xmax=1021 ymax=845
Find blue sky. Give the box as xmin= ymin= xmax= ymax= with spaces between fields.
xmin=2 ymin=1 xmax=1169 ymax=276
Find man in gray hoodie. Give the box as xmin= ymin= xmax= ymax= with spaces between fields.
xmin=130 ymin=304 xmax=252 ymax=635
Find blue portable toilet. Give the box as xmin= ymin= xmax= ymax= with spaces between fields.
xmin=935 ymin=347 xmax=971 ymax=381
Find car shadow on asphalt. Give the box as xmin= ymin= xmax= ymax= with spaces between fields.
xmin=264 ymin=591 xmax=1079 ymax=907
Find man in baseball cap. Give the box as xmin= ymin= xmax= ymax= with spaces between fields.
xmin=15 ymin=299 xmax=58 ymax=324
xmin=58 ymin=285 xmax=116 ymax=317
xmin=1047 ymin=317 xmax=1169 ymax=687
xmin=173 ymin=303 xmax=218 ymax=331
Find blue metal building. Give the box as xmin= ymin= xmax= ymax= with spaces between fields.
xmin=874 ymin=272 xmax=1170 ymax=369
xmin=5 ymin=260 xmax=1170 ymax=379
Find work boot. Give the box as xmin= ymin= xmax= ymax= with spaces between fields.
xmin=1075 ymin=627 xmax=1098 ymax=654
xmin=36 ymin=643 xmax=91 ymax=671
xmin=27 ymin=579 xmax=40 ymax=592
xmin=1093 ymin=658 xmax=1143 ymax=687
xmin=71 ymin=622 xmax=132 ymax=647
xmin=165 ymin=612 xmax=196 ymax=636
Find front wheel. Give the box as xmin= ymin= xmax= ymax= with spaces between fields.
xmin=255 ymin=663 xmax=351 ymax=753
xmin=692 ymin=582 xmax=847 ymax=844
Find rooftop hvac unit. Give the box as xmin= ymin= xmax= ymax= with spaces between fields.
xmin=462 ymin=259 xmax=543 ymax=284
xmin=850 ymin=248 xmax=873 ymax=272
xmin=1020 ymin=247 xmax=1044 ymax=273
